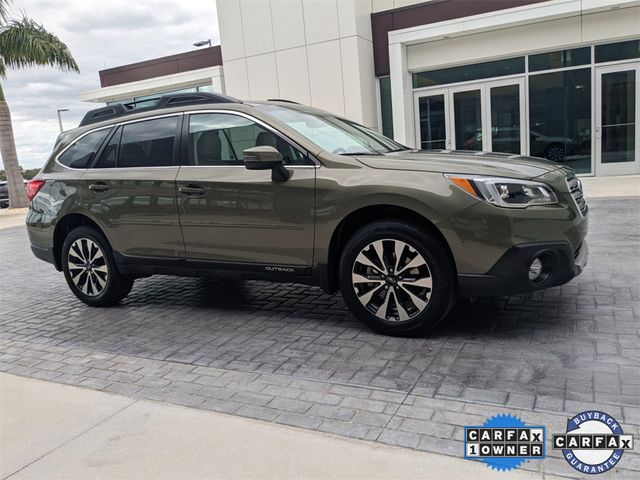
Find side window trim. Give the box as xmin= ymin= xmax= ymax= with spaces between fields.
xmin=54 ymin=126 xmax=113 ymax=170
xmin=183 ymin=111 xmax=316 ymax=167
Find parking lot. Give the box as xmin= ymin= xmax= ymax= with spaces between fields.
xmin=1 ymin=196 xmax=639 ymax=478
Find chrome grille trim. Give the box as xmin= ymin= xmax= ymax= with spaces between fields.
xmin=566 ymin=172 xmax=588 ymax=217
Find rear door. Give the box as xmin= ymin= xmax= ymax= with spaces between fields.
xmin=176 ymin=111 xmax=316 ymax=268
xmin=79 ymin=115 xmax=184 ymax=259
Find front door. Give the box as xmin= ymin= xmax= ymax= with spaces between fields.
xmin=176 ymin=112 xmax=316 ymax=268
xmin=595 ymin=63 xmax=640 ymax=175
xmin=414 ymin=78 xmax=526 ymax=155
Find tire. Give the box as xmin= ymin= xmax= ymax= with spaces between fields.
xmin=339 ymin=221 xmax=455 ymax=336
xmin=61 ymin=226 xmax=134 ymax=307
xmin=544 ymin=144 xmax=565 ymax=162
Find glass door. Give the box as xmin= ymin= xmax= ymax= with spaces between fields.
xmin=414 ymin=78 xmax=525 ymax=154
xmin=595 ymin=63 xmax=640 ymax=175
xmin=414 ymin=89 xmax=449 ymax=150
xmin=486 ymin=78 xmax=526 ymax=155
xmin=450 ymin=87 xmax=484 ymax=151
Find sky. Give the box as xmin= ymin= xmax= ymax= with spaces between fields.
xmin=2 ymin=0 xmax=219 ymax=169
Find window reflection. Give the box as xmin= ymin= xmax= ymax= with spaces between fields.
xmin=529 ymin=68 xmax=592 ymax=173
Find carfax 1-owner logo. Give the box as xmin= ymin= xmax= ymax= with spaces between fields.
xmin=553 ymin=410 xmax=634 ymax=474
xmin=464 ymin=413 xmax=545 ymax=471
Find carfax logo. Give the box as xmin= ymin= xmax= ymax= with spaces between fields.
xmin=553 ymin=410 xmax=634 ymax=474
xmin=464 ymin=413 xmax=545 ymax=471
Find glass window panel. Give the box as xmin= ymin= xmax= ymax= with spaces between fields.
xmin=595 ymin=40 xmax=640 ymax=63
xmin=529 ymin=68 xmax=592 ymax=174
xmin=379 ymin=76 xmax=394 ymax=139
xmin=528 ymin=47 xmax=591 ymax=72
xmin=118 ymin=117 xmax=178 ymax=168
xmin=490 ymin=84 xmax=521 ymax=154
xmin=58 ymin=129 xmax=111 ymax=169
xmin=454 ymin=90 xmax=482 ymax=151
xmin=418 ymin=95 xmax=446 ymax=150
xmin=94 ymin=127 xmax=121 ymax=169
xmin=601 ymin=70 xmax=636 ymax=163
xmin=413 ymin=57 xmax=524 ymax=88
xmin=187 ymin=113 xmax=307 ymax=166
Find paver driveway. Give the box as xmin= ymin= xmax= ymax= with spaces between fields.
xmin=1 ymin=197 xmax=639 ymax=478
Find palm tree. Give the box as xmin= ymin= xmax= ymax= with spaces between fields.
xmin=0 ymin=0 xmax=78 ymax=208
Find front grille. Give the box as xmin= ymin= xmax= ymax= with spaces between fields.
xmin=566 ymin=173 xmax=588 ymax=217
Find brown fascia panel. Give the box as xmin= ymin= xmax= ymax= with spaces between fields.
xmin=99 ymin=45 xmax=223 ymax=87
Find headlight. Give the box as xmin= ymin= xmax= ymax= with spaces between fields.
xmin=445 ymin=174 xmax=558 ymax=208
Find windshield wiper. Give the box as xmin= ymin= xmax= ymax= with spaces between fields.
xmin=386 ymin=147 xmax=411 ymax=152
xmin=338 ymin=151 xmax=383 ymax=156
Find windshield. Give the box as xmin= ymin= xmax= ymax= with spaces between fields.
xmin=255 ymin=104 xmax=408 ymax=155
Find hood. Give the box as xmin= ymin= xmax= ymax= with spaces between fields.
xmin=353 ymin=150 xmax=565 ymax=180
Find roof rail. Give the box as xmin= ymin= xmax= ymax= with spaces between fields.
xmin=79 ymin=92 xmax=242 ymax=127
xmin=266 ymin=98 xmax=301 ymax=104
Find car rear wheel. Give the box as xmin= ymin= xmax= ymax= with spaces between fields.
xmin=62 ymin=226 xmax=134 ymax=307
xmin=339 ymin=221 xmax=455 ymax=336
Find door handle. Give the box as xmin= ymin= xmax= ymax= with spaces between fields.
xmin=179 ymin=184 xmax=206 ymax=197
xmin=88 ymin=182 xmax=109 ymax=193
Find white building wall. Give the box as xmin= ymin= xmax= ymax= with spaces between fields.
xmin=216 ymin=0 xmax=379 ymax=129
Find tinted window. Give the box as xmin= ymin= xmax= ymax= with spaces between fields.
xmin=529 ymin=47 xmax=590 ymax=72
xmin=94 ymin=127 xmax=121 ymax=168
xmin=529 ymin=68 xmax=591 ymax=174
xmin=187 ymin=113 xmax=307 ymax=166
xmin=595 ymin=40 xmax=640 ymax=63
xmin=114 ymin=117 xmax=178 ymax=168
xmin=413 ymin=57 xmax=525 ymax=88
xmin=58 ymin=129 xmax=110 ymax=168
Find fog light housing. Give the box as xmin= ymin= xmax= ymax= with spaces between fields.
xmin=528 ymin=257 xmax=543 ymax=282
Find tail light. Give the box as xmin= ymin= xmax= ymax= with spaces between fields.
xmin=26 ymin=179 xmax=46 ymax=201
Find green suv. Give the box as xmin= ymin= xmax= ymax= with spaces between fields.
xmin=26 ymin=93 xmax=588 ymax=336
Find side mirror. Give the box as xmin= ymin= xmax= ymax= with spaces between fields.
xmin=243 ymin=146 xmax=290 ymax=182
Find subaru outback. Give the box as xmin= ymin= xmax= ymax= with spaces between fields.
xmin=26 ymin=93 xmax=588 ymax=336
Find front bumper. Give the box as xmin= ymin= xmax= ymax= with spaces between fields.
xmin=458 ymin=240 xmax=588 ymax=297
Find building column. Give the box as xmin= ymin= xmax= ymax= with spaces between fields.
xmin=389 ymin=42 xmax=415 ymax=147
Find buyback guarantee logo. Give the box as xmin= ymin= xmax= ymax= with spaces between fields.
xmin=553 ymin=410 xmax=634 ymax=474
xmin=465 ymin=414 xmax=545 ymax=471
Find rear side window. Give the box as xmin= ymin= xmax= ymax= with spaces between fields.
xmin=187 ymin=113 xmax=308 ymax=166
xmin=94 ymin=117 xmax=178 ymax=168
xmin=58 ymin=129 xmax=110 ymax=169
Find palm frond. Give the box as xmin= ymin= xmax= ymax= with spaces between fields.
xmin=0 ymin=17 xmax=79 ymax=76
xmin=0 ymin=0 xmax=10 ymax=22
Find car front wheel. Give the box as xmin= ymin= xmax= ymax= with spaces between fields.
xmin=62 ymin=226 xmax=134 ymax=307
xmin=339 ymin=221 xmax=455 ymax=336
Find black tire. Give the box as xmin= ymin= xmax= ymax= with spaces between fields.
xmin=339 ymin=221 xmax=455 ymax=336
xmin=61 ymin=226 xmax=134 ymax=307
xmin=544 ymin=143 xmax=565 ymax=162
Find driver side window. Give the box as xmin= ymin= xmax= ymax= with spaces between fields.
xmin=186 ymin=113 xmax=309 ymax=166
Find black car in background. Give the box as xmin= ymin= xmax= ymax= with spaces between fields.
xmin=0 ymin=182 xmax=8 ymax=209
xmin=0 ymin=180 xmax=28 ymax=208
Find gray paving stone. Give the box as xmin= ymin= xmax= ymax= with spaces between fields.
xmin=0 ymin=198 xmax=638 ymax=460
xmin=308 ymin=404 xmax=356 ymax=422
xmin=267 ymin=397 xmax=312 ymax=414
xmin=275 ymin=412 xmax=322 ymax=430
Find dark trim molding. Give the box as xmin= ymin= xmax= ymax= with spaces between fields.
xmin=99 ymin=46 xmax=223 ymax=87
xmin=371 ymin=0 xmax=548 ymax=76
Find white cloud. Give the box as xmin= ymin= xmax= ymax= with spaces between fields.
xmin=1 ymin=0 xmax=219 ymax=169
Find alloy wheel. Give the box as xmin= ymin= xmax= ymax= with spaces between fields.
xmin=351 ymin=238 xmax=432 ymax=322
xmin=67 ymin=238 xmax=108 ymax=297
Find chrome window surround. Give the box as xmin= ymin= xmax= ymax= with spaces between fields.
xmin=55 ymin=110 xmax=321 ymax=170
